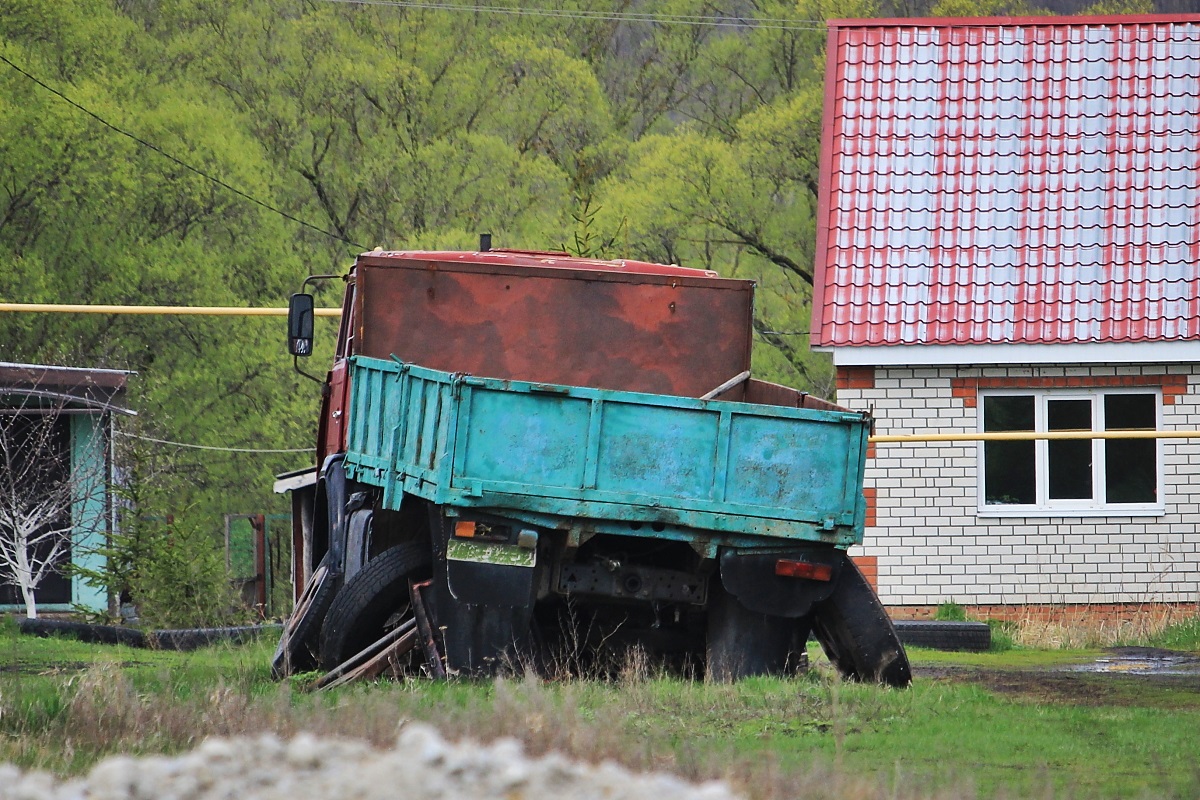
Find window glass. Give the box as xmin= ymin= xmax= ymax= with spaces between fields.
xmin=1106 ymin=393 xmax=1156 ymax=429
xmin=983 ymin=395 xmax=1035 ymax=505
xmin=1047 ymin=399 xmax=1092 ymax=500
xmin=978 ymin=389 xmax=1161 ymax=512
xmin=1105 ymin=393 xmax=1156 ymax=503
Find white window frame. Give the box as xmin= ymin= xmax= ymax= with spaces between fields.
xmin=976 ymin=387 xmax=1164 ymax=518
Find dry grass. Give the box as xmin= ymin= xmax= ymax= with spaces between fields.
xmin=1006 ymin=604 xmax=1200 ymax=649
xmin=9 ymin=628 xmax=1200 ymax=799
xmin=4 ymin=655 xmax=993 ymax=800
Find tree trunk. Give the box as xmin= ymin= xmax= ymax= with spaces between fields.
xmin=15 ymin=541 xmax=37 ymax=619
xmin=19 ymin=579 xmax=38 ymax=619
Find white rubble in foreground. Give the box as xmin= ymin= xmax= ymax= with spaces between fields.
xmin=0 ymin=724 xmax=743 ymax=800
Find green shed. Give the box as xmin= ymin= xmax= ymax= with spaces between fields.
xmin=0 ymin=363 xmax=132 ymax=615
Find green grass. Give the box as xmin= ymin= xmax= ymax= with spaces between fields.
xmin=904 ymin=644 xmax=1098 ymax=669
xmin=934 ymin=601 xmax=968 ymax=622
xmin=1 ymin=626 xmax=1199 ymax=799
xmin=1146 ymin=615 xmax=1200 ymax=651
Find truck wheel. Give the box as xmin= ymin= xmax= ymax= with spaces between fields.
xmin=271 ymin=556 xmax=341 ymax=679
xmin=810 ymin=556 xmax=911 ymax=688
xmin=706 ymin=580 xmax=808 ymax=681
xmin=318 ymin=542 xmax=432 ymax=673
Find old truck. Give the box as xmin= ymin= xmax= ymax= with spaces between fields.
xmin=273 ymin=247 xmax=910 ymax=686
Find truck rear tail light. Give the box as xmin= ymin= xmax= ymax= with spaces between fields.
xmin=453 ymin=520 xmax=510 ymax=542
xmin=775 ymin=559 xmax=832 ymax=582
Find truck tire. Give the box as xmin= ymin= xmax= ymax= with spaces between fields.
xmin=271 ymin=556 xmax=340 ymax=679
xmin=810 ymin=557 xmax=911 ymax=687
xmin=318 ymin=542 xmax=432 ymax=673
xmin=893 ymin=620 xmax=991 ymax=652
xmin=706 ymin=580 xmax=807 ymax=681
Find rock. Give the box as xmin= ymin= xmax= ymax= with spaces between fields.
xmin=0 ymin=725 xmax=743 ymax=800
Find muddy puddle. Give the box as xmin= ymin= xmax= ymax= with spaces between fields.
xmin=914 ymin=647 xmax=1200 ymax=707
xmin=1066 ymin=646 xmax=1200 ymax=676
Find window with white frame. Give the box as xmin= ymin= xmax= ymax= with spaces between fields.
xmin=979 ymin=389 xmax=1161 ymax=513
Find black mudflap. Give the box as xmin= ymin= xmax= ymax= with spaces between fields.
xmin=425 ymin=515 xmax=536 ymax=675
xmin=706 ymin=579 xmax=810 ymax=682
xmin=810 ymin=554 xmax=911 ymax=688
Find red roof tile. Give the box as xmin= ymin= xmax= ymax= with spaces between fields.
xmin=811 ymin=15 xmax=1200 ymax=348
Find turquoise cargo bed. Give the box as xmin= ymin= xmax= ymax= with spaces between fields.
xmin=343 ymin=356 xmax=871 ymax=548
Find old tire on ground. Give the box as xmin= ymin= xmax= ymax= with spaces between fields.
xmin=318 ymin=541 xmax=432 ymax=673
xmin=151 ymin=625 xmax=281 ymax=652
xmin=17 ymin=618 xmax=148 ymax=648
xmin=893 ymin=620 xmax=990 ymax=652
xmin=271 ymin=557 xmax=341 ymax=678
xmin=706 ymin=580 xmax=807 ymax=681
xmin=810 ymin=556 xmax=912 ymax=687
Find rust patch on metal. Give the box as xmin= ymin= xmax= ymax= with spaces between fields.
xmin=354 ymin=257 xmax=754 ymax=398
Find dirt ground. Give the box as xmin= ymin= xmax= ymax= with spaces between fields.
xmin=913 ymin=647 xmax=1200 ymax=708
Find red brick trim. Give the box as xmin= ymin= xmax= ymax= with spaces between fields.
xmin=949 ymin=374 xmax=1188 ymax=408
xmin=862 ymin=487 xmax=877 ymax=527
xmin=887 ymin=602 xmax=1198 ymax=623
xmin=852 ymin=555 xmax=878 ymax=590
xmin=836 ymin=366 xmax=875 ymax=390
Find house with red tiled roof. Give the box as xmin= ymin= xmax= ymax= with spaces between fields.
xmin=812 ymin=13 xmax=1200 ymax=618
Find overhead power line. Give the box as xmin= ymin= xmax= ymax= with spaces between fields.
xmin=320 ymin=0 xmax=828 ymax=30
xmin=0 ymin=303 xmax=342 ymax=316
xmin=0 ymin=54 xmax=367 ymax=251
xmin=115 ymin=430 xmax=314 ymax=454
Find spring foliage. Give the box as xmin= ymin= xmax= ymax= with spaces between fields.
xmin=0 ymin=0 xmax=1146 ymax=561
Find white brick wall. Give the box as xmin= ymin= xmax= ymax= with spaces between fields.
xmin=839 ymin=363 xmax=1200 ymax=606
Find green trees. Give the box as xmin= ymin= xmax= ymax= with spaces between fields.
xmin=587 ymin=0 xmax=871 ymax=393
xmin=1 ymin=0 xmax=1123 ymax=612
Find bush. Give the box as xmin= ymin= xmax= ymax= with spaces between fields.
xmin=72 ymin=428 xmax=252 ymax=629
xmin=934 ymin=601 xmax=968 ymax=622
xmin=126 ymin=518 xmax=248 ymax=629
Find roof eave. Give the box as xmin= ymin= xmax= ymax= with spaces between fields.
xmin=827 ymin=13 xmax=1200 ymax=29
xmin=823 ymin=340 xmax=1200 ymax=367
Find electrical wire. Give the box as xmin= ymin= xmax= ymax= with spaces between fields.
xmin=114 ymin=430 xmax=314 ymax=454
xmin=0 ymin=302 xmax=342 ymax=316
xmin=0 ymin=54 xmax=367 ymax=251
xmin=319 ymin=0 xmax=828 ymax=30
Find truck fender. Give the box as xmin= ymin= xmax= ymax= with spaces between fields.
xmin=342 ymin=502 xmax=373 ymax=584
xmin=314 ymin=454 xmax=349 ymax=572
xmin=717 ymin=547 xmax=843 ymax=618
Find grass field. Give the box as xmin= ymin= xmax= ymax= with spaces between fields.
xmin=1 ymin=620 xmax=1198 ymax=800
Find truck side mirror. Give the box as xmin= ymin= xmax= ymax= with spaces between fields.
xmin=288 ymin=293 xmax=315 ymax=356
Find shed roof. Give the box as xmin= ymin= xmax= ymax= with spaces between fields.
xmin=0 ymin=362 xmax=133 ymax=414
xmin=811 ymin=14 xmax=1200 ymax=349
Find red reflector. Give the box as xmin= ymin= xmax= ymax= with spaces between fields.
xmin=775 ymin=559 xmax=832 ymax=581
xmin=453 ymin=521 xmax=476 ymax=538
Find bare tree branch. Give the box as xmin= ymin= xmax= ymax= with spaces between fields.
xmin=0 ymin=395 xmax=106 ymax=618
